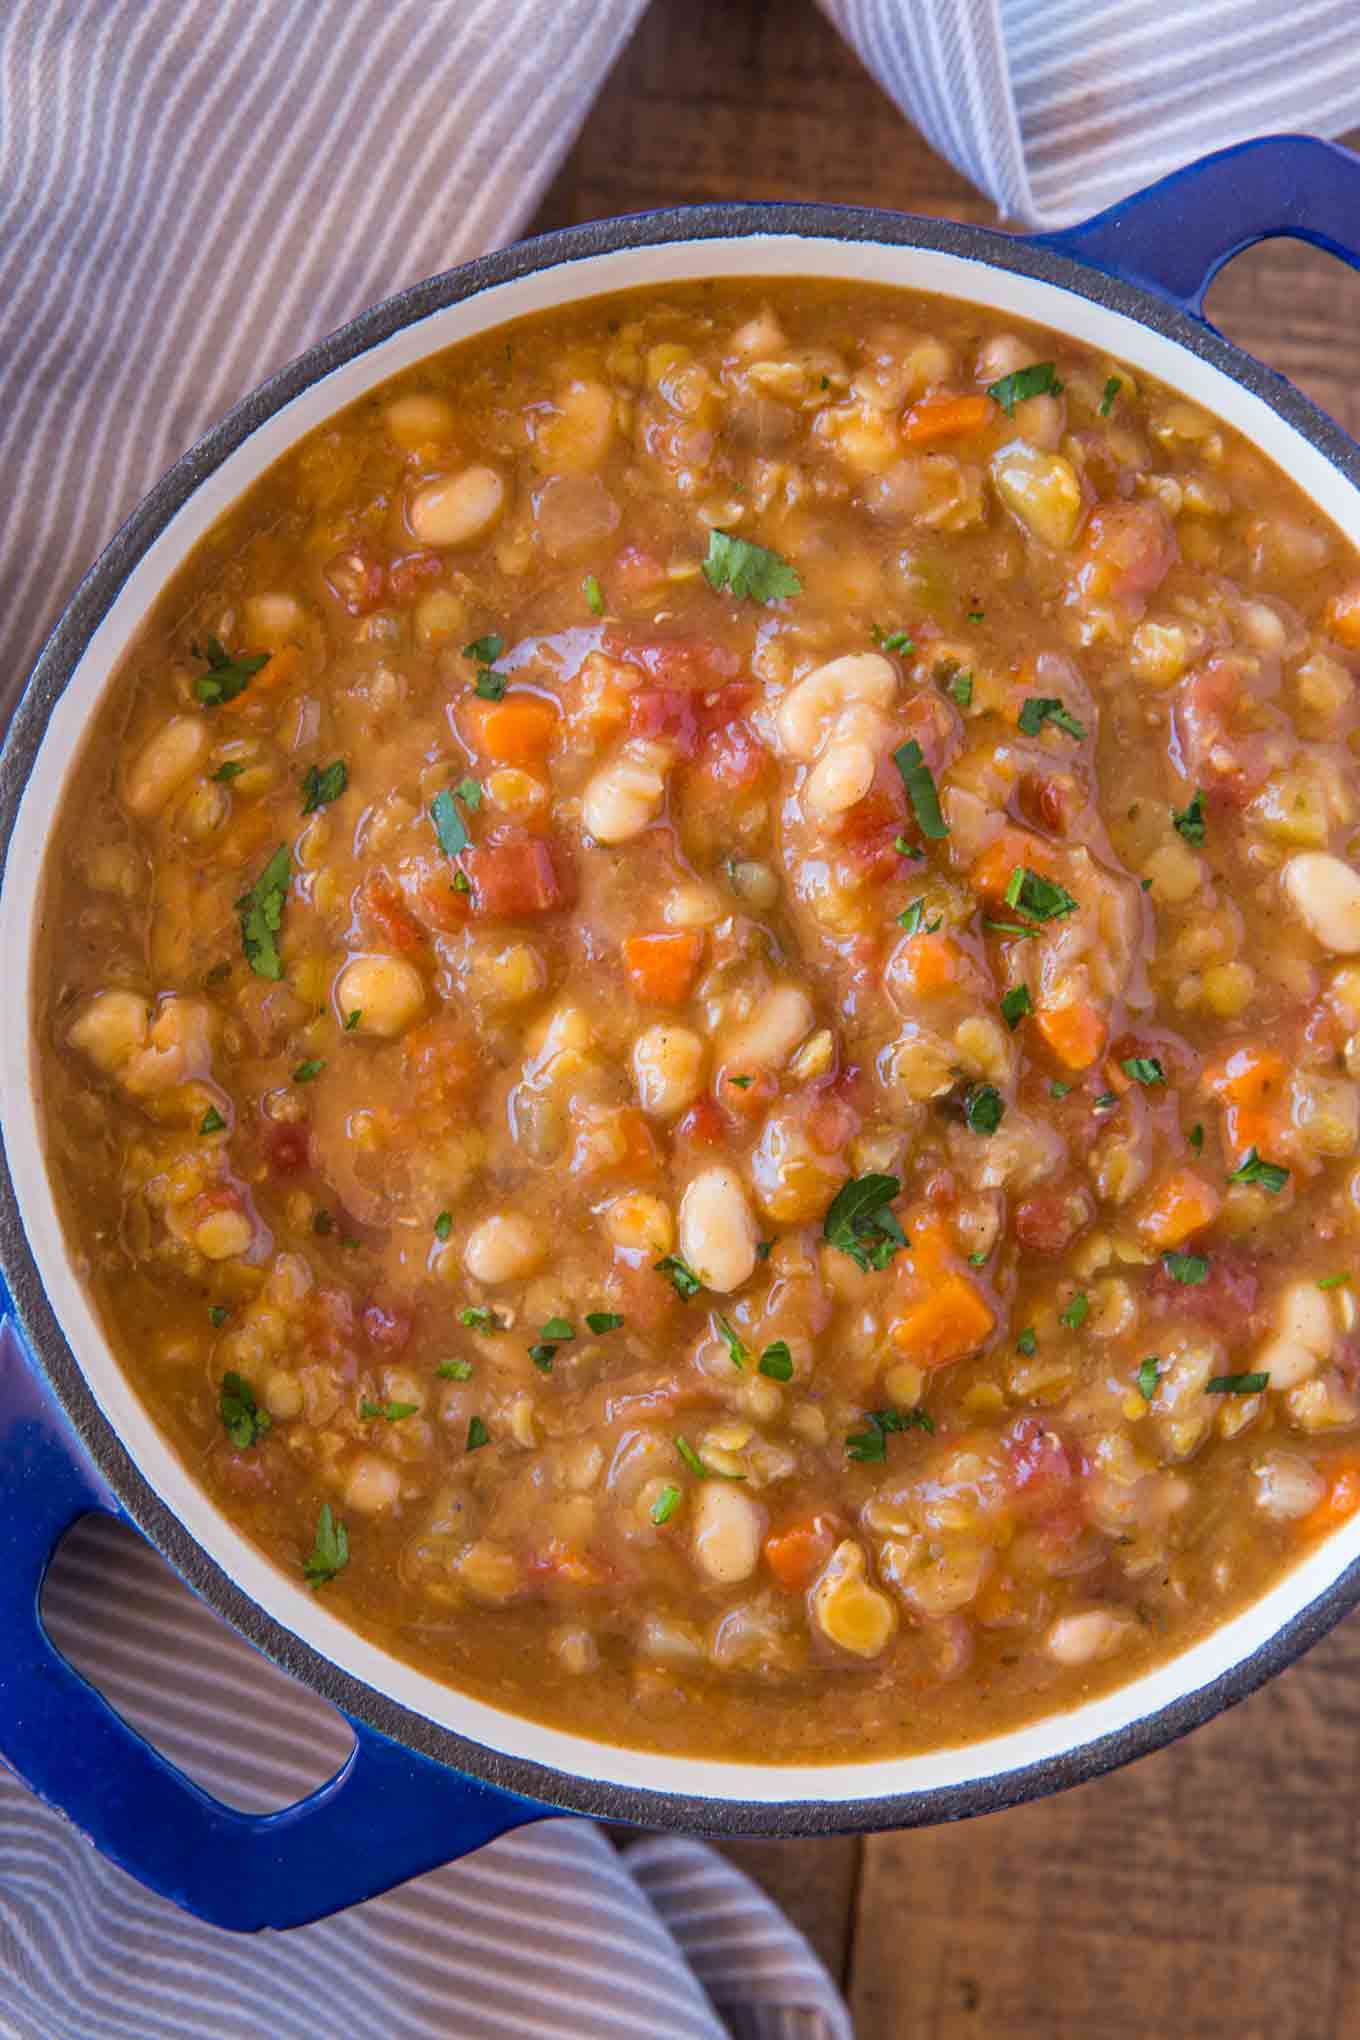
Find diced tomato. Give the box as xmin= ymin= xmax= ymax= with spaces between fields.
xmin=611 ymin=544 xmax=668 ymax=596
xmin=387 ymin=551 xmax=443 ymax=604
xmin=1003 ymin=1416 xmax=1074 ymax=1517
xmin=323 ymin=548 xmax=385 ymax=615
xmin=260 ymin=1121 xmax=310 ymax=1175
xmin=213 ymin=1447 xmax=274 ymax=1498
xmin=805 ymin=1083 xmax=860 ymax=1155
xmin=1148 ymin=1244 xmax=1260 ymax=1326
xmin=403 ymin=1021 xmax=478 ymax=1103
xmin=718 ymin=1069 xmax=777 ymax=1123
xmin=303 ymin=1287 xmax=359 ymax=1365
xmin=1069 ymin=500 xmax=1177 ymax=615
xmin=416 ymin=870 xmax=473 ymax=933
xmin=1174 ymin=655 xmax=1283 ymax=805
xmin=676 ymin=1095 xmax=727 ymax=1147
xmin=571 ymin=1106 xmax=659 ymax=1181
xmin=464 ymin=839 xmax=564 ymax=918
xmin=629 ymin=687 xmax=699 ymax=755
xmin=362 ymin=1302 xmax=412 ymax=1354
xmin=1018 ymin=770 xmax=1080 ymax=836
xmin=603 ymin=630 xmax=741 ymax=687
xmin=1013 ymin=1183 xmax=1094 ymax=1258
xmin=362 ymin=871 xmax=428 ymax=953
xmin=838 ymin=786 xmax=910 ymax=877
xmin=694 ymin=715 xmax=768 ymax=793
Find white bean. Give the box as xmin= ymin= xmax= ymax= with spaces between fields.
xmin=335 ymin=954 xmax=425 ymax=1037
xmin=774 ymin=652 xmax=896 ymax=762
xmin=464 ymin=1213 xmax=544 ymax=1285
xmin=1252 ymin=1452 xmax=1326 ymax=1522
xmin=67 ymin=990 xmax=150 ymax=1073
xmin=723 ymin=983 xmax=815 ymax=1071
xmin=678 ymin=1165 xmax=758 ymax=1292
xmin=1045 ymin=1610 xmax=1132 ymax=1666
xmin=408 ymin=465 xmax=505 ymax=548
xmin=632 ymin=1024 xmax=706 ymax=1119
xmin=123 ymin=716 xmax=208 ymax=818
xmin=1283 ymin=852 xmax=1360 ymax=953
xmin=1255 ymin=1278 xmax=1336 ymax=1391
xmin=384 ymin=393 xmax=455 ymax=448
xmin=581 ymin=739 xmax=669 ymax=844
xmin=804 ymin=705 xmax=880 ymax=818
xmin=691 ymin=1483 xmax=765 ymax=1584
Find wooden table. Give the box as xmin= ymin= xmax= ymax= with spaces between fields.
xmin=533 ymin=6 xmax=1360 ymax=2032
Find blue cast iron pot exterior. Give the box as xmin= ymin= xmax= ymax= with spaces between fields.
xmin=3 ymin=134 xmax=1360 ymax=1932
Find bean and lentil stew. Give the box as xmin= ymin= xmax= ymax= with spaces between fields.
xmin=36 ymin=282 xmax=1360 ymax=1762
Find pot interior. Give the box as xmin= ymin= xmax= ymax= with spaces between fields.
xmin=6 ymin=220 xmax=1360 ymax=1820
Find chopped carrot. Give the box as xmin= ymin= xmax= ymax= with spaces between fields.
xmin=1324 ymin=584 xmax=1360 ymax=651
xmin=900 ymin=1209 xmax=955 ymax=1286
xmin=891 ymin=1274 xmax=996 ymax=1369
xmin=243 ymin=642 xmax=302 ymax=694
xmin=1304 ymin=1458 xmax=1360 ymax=1536
xmin=571 ymin=1105 xmax=658 ymax=1181
xmin=1205 ymin=1045 xmax=1286 ymax=1160
xmin=764 ymin=1515 xmax=838 ymax=1593
xmin=893 ymin=930 xmax=964 ymax=997
xmin=971 ymin=827 xmax=1057 ymax=905
xmin=464 ymin=693 xmax=558 ymax=767
xmin=1137 ymin=1168 xmax=1222 ymax=1249
xmin=622 ymin=930 xmax=703 ymax=1006
xmin=901 ymin=393 xmax=993 ymax=446
xmin=1035 ymin=1001 xmax=1106 ymax=1071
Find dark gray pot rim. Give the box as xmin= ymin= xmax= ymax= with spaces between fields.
xmin=3 ymin=199 xmax=1359 ymax=1839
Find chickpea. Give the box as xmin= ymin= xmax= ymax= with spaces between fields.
xmin=123 ymin=716 xmax=208 ymax=818
xmin=263 ymin=1368 xmax=304 ymax=1421
xmin=529 ymin=379 xmax=615 ymax=474
xmin=244 ymin=592 xmax=305 ymax=646
xmin=604 ymin=1191 xmax=674 ymax=1257
xmin=1045 ymin=1610 xmax=1133 ymax=1666
xmin=68 ymin=989 xmax=149 ymax=1074
xmin=464 ymin=1213 xmax=545 ymax=1285
xmin=632 ymin=1024 xmax=706 ymax=1118
xmin=335 ymin=954 xmax=425 ymax=1037
xmin=344 ymin=1454 xmax=401 ymax=1516
xmin=677 ymin=1166 xmax=758 ymax=1292
xmin=384 ymin=392 xmax=456 ymax=448
xmin=195 ymin=1208 xmax=253 ymax=1260
xmin=408 ymin=465 xmax=505 ymax=548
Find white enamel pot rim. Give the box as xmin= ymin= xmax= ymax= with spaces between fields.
xmin=4 ymin=201 xmax=1360 ymax=1838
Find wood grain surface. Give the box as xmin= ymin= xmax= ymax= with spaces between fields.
xmin=532 ymin=5 xmax=1360 ymax=2030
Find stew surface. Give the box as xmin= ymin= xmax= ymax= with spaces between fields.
xmin=35 ymin=281 xmax=1360 ymax=1763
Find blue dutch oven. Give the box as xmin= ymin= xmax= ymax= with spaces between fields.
xmin=3 ymin=134 xmax=1360 ymax=1934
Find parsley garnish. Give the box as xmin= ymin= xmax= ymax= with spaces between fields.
xmin=529 ymin=1319 xmax=574 ymax=1370
xmin=1206 ymin=1372 xmax=1269 ymax=1395
xmin=1050 ymin=1080 xmax=1072 ymax=1099
xmin=1163 ymin=1252 xmax=1209 ymax=1285
xmin=1188 ymin=1123 xmax=1204 ymax=1152
xmin=213 ymin=761 xmax=246 ymax=783
xmin=729 ymin=1073 xmax=754 ymax=1089
xmin=899 ymin=899 xmax=942 ymax=936
xmin=304 ymin=1504 xmax=349 ymax=1587
xmin=542 ymin=1316 xmax=574 ymax=1339
xmin=716 ymin=1316 xmax=750 ymax=1369
xmin=1318 ymin=1272 xmax=1351 ymax=1291
xmin=292 ymin=1058 xmax=325 ymax=1084
xmin=454 ymin=776 xmax=482 ymax=811
xmin=1121 ymin=1057 xmax=1165 ymax=1087
xmin=437 ymin=1359 xmax=473 ymax=1380
xmin=894 ymin=740 xmax=948 ymax=840
xmin=984 ymin=919 xmax=1036 ymax=940
xmin=236 ymin=845 xmax=290 ymax=980
xmin=1099 ymin=376 xmax=1121 ymax=417
xmin=702 ymin=529 xmax=801 ymax=605
xmin=1004 ymin=865 xmax=1078 ymax=922
xmin=656 ymin=1254 xmax=703 ymax=1299
xmin=1000 ymin=985 xmax=1032 ymax=1030
xmin=344 ymin=1008 xmax=362 ymax=1030
xmin=528 ymin=1345 xmax=556 ymax=1372
xmin=208 ymin=1305 xmax=229 ymax=1328
xmin=312 ymin=1209 xmax=334 ymax=1235
xmin=219 ymin=1371 xmax=271 ymax=1449
xmin=946 ymin=668 xmax=974 ymax=709
xmin=434 ymin=1211 xmax=452 ymax=1240
xmin=360 ymin=1398 xmax=418 ymax=1422
xmin=1173 ymin=790 xmax=1206 ymax=847
xmin=846 ymin=1407 xmax=935 ymax=1463
xmin=475 ymin=669 xmax=507 ymax=700
xmin=301 ymin=760 xmax=347 ymax=813
xmin=987 ymin=362 xmax=1062 ymax=415
xmin=675 ymin=1435 xmax=744 ymax=1480
xmin=459 ymin=1306 xmax=501 ymax=1332
xmin=1136 ymin=1356 xmax=1160 ymax=1400
xmin=1094 ymin=1092 xmax=1118 ymax=1110
xmin=431 ymin=787 xmax=469 ymax=857
xmin=584 ymin=574 xmax=604 ymax=616
xmin=758 ymin=1340 xmax=793 ymax=1381
xmin=1228 ymin=1148 xmax=1290 ymax=1194
xmin=1059 ymin=1292 xmax=1089 ymax=1330
xmin=1018 ymin=697 xmax=1087 ymax=741
xmin=893 ymin=835 xmax=925 ymax=860
xmin=874 ymin=627 xmax=914 ymax=654
xmin=192 ymin=634 xmax=270 ymax=708
xmin=1016 ymin=1327 xmax=1037 ymax=1355
xmin=199 ymin=1105 xmax=226 ymax=1135
xmin=651 ymin=1485 xmax=681 ymax=1525
xmin=464 ymin=634 xmax=508 ymax=698
xmin=964 ymin=1084 xmax=1005 ymax=1135
xmin=586 ymin=1311 xmax=624 ymax=1334
xmin=823 ymin=1173 xmax=906 ymax=1271
xmin=466 ymin=1416 xmax=490 ymax=1451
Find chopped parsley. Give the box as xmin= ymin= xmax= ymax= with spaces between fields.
xmin=304 ymin=1504 xmax=348 ymax=1587
xmin=1049 ymin=1080 xmax=1073 ymax=1099
xmin=360 ymin=1398 xmax=418 ymax=1422
xmin=893 ymin=835 xmax=925 ymax=861
xmin=205 ymin=960 xmax=232 ymax=985
xmin=1094 ymin=1092 xmax=1118 ymax=1110
xmin=1136 ymin=1356 xmax=1161 ymax=1401
xmin=987 ymin=361 xmax=1062 ymax=415
xmin=528 ymin=1345 xmax=556 ymax=1373
xmin=301 ymin=759 xmax=347 ymax=813
xmin=656 ymin=1253 xmax=703 ymax=1299
xmin=846 ymin=1407 xmax=934 ymax=1463
xmin=1318 ymin=1272 xmax=1351 ymax=1291
xmin=459 ymin=1306 xmax=502 ymax=1332
xmin=894 ymin=739 xmax=948 ymax=839
xmin=729 ymin=1073 xmax=754 ymax=1089
xmin=1059 ymin=1291 xmax=1089 ymax=1331
xmin=584 ymin=1311 xmax=623 ymax=1336
xmin=474 ymin=668 xmax=507 ymax=700
xmin=1016 ymin=1327 xmax=1038 ymax=1356
xmin=1121 ymin=1056 xmax=1165 ymax=1087
xmin=454 ymin=776 xmax=483 ymax=811
xmin=823 ymin=1173 xmax=906 ymax=1272
xmin=702 ymin=529 xmax=801 ymax=605
xmin=1228 ymin=1148 xmax=1290 ymax=1194
xmin=464 ymin=634 xmax=509 ymax=698
xmin=344 ymin=1008 xmax=362 ymax=1030
xmin=584 ymin=573 xmax=605 ymax=616
xmin=1004 ymin=865 xmax=1078 ymax=922
xmin=964 ymin=1084 xmax=1005 ymax=1135
xmin=651 ymin=1484 xmax=681 ymax=1525
xmin=1099 ymin=376 xmax=1121 ymax=417
xmin=466 ymin=1416 xmax=491 ymax=1451
xmin=985 ymin=919 xmax=1036 ymax=940
xmin=1000 ymin=985 xmax=1032 ymax=1030
xmin=208 ymin=1305 xmax=230 ymax=1328
xmin=967 ymin=607 xmax=985 ymax=623
xmin=292 ymin=1058 xmax=325 ymax=1084
xmin=968 ymin=1249 xmax=990 ymax=1267
xmin=755 ymin=1239 xmax=774 ymax=1261
xmin=542 ymin=1316 xmax=575 ymax=1339
xmin=1188 ymin=1123 xmax=1205 ymax=1152
xmin=1018 ymin=696 xmax=1088 ymax=741
xmin=946 ymin=668 xmax=974 ymax=709
xmin=219 ymin=1371 xmax=271 ymax=1450
xmin=1173 ymin=789 xmax=1206 ymax=847
xmin=212 ymin=760 xmax=245 ymax=783
xmin=434 ymin=1211 xmax=452 ymax=1241
xmin=192 ymin=634 xmax=270 ymax=708
xmin=716 ymin=1316 xmax=750 ymax=1370
xmin=312 ymin=1209 xmax=334 ymax=1235
xmin=758 ymin=1340 xmax=793 ymax=1381
xmin=874 ymin=627 xmax=914 ymax=653
xmin=236 ymin=845 xmax=290 ymax=980
xmin=199 ymin=1105 xmax=226 ymax=1135
xmin=431 ymin=787 xmax=469 ymax=858
xmin=1163 ymin=1251 xmax=1209 ymax=1285
xmin=1206 ymin=1372 xmax=1269 ymax=1396
xmin=675 ymin=1435 xmax=744 ymax=1481
xmin=899 ymin=899 xmax=942 ymax=937
xmin=437 ymin=1359 xmax=473 ymax=1381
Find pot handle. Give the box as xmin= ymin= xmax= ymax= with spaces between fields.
xmin=0 ymin=1297 xmax=548 ymax=1932
xmin=1032 ymin=132 xmax=1360 ymax=317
